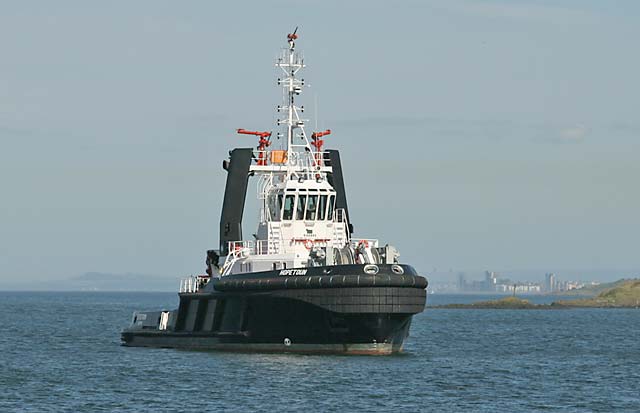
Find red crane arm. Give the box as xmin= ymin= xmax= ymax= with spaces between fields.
xmin=237 ymin=128 xmax=272 ymax=138
xmin=311 ymin=129 xmax=331 ymax=139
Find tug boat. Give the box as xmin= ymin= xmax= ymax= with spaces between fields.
xmin=121 ymin=30 xmax=427 ymax=354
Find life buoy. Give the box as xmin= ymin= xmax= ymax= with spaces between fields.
xmin=304 ymin=239 xmax=314 ymax=250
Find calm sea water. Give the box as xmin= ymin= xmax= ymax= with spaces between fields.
xmin=1 ymin=292 xmax=638 ymax=412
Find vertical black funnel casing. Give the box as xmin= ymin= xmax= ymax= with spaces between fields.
xmin=219 ymin=148 xmax=253 ymax=255
xmin=326 ymin=149 xmax=354 ymax=235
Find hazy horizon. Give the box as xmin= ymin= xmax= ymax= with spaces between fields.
xmin=2 ymin=1 xmax=639 ymax=288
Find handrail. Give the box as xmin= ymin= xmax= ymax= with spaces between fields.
xmin=179 ymin=275 xmax=211 ymax=293
xmin=351 ymin=238 xmax=379 ymax=248
xmin=227 ymin=240 xmax=282 ymax=256
xmin=250 ymin=150 xmax=331 ymax=168
xmin=334 ymin=208 xmax=347 ymax=223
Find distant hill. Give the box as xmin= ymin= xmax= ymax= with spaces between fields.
xmin=11 ymin=272 xmax=181 ymax=292
xmin=554 ymin=279 xmax=633 ymax=297
xmin=554 ymin=279 xmax=640 ymax=308
xmin=433 ymin=279 xmax=640 ymax=309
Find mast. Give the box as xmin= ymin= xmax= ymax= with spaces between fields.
xmin=220 ymin=29 xmax=352 ymax=262
xmin=238 ymin=29 xmax=332 ymax=178
xmin=276 ymin=28 xmax=313 ymax=167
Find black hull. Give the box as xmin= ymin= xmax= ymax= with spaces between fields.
xmin=122 ymin=313 xmax=412 ymax=355
xmin=122 ymin=265 xmax=427 ymax=355
xmin=121 ymin=338 xmax=406 ymax=355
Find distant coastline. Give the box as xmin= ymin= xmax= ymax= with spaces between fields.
xmin=430 ymin=279 xmax=640 ymax=309
xmin=0 ymin=272 xmax=179 ymax=292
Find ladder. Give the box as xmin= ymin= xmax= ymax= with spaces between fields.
xmin=268 ymin=222 xmax=283 ymax=254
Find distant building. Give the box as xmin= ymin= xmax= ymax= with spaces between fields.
xmin=544 ymin=273 xmax=587 ymax=292
xmin=456 ymin=271 xmax=544 ymax=294
xmin=545 ymin=273 xmax=556 ymax=292
xmin=485 ymin=271 xmax=498 ymax=286
xmin=495 ymin=283 xmax=542 ymax=294
xmin=457 ymin=272 xmax=466 ymax=292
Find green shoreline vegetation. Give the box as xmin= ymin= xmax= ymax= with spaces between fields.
xmin=549 ymin=278 xmax=632 ymax=297
xmin=432 ymin=279 xmax=640 ymax=309
xmin=436 ymin=296 xmax=543 ymax=309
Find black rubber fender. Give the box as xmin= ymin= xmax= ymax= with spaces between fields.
xmin=213 ymin=273 xmax=427 ymax=292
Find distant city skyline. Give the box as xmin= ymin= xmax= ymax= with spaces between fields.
xmin=1 ymin=1 xmax=639 ymax=286
xmin=450 ymin=270 xmax=590 ymax=294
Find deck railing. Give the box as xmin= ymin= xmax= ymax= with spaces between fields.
xmin=351 ymin=238 xmax=380 ymax=249
xmin=251 ymin=150 xmax=331 ymax=169
xmin=179 ymin=275 xmax=211 ymax=293
xmin=227 ymin=239 xmax=282 ymax=256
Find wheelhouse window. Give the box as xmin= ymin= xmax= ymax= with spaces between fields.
xmin=306 ymin=195 xmax=318 ymax=220
xmin=268 ymin=194 xmax=283 ymax=221
xmin=327 ymin=194 xmax=335 ymax=220
xmin=318 ymin=195 xmax=328 ymax=220
xmin=296 ymin=194 xmax=307 ymax=220
xmin=283 ymin=194 xmax=295 ymax=220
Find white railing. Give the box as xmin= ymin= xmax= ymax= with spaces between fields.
xmin=220 ymin=242 xmax=256 ymax=276
xmin=227 ymin=240 xmax=282 ymax=256
xmin=179 ymin=275 xmax=211 ymax=293
xmin=251 ymin=150 xmax=330 ymax=168
xmin=351 ymin=238 xmax=379 ymax=249
xmin=334 ymin=208 xmax=348 ymax=223
xmin=180 ymin=276 xmax=198 ymax=293
xmin=257 ymin=174 xmax=273 ymax=201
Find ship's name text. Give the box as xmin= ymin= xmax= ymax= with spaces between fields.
xmin=279 ymin=269 xmax=308 ymax=276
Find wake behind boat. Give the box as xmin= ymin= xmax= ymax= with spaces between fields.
xmin=121 ymin=29 xmax=427 ymax=354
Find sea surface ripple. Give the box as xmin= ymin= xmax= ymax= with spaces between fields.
xmin=0 ymin=292 xmax=638 ymax=412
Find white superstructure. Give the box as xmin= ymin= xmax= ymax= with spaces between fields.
xmin=219 ymin=30 xmax=387 ymax=276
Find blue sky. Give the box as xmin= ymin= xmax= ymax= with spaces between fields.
xmin=1 ymin=1 xmax=639 ymax=284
